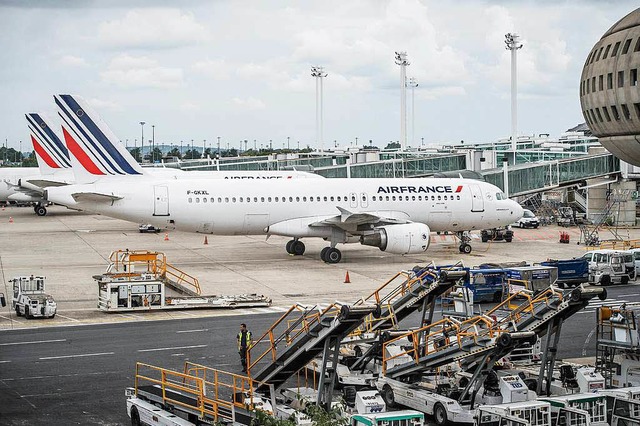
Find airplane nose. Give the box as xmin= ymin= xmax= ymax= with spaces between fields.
xmin=512 ymin=201 xmax=524 ymax=219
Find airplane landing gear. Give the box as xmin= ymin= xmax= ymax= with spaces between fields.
xmin=456 ymin=231 xmax=473 ymax=254
xmin=321 ymin=247 xmax=342 ymax=264
xmin=34 ymin=204 xmax=47 ymax=217
xmin=285 ymin=239 xmax=305 ymax=256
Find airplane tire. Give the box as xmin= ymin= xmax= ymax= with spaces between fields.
xmin=324 ymin=248 xmax=342 ymax=264
xmin=382 ymin=385 xmax=397 ymax=408
xmin=461 ymin=243 xmax=472 ymax=254
xmin=25 ymin=306 xmax=32 ymax=319
xmin=320 ymin=247 xmax=330 ymax=261
xmin=433 ymin=402 xmax=448 ymax=426
xmin=15 ymin=305 xmax=21 ymax=317
xmin=35 ymin=206 xmax=47 ymax=216
xmin=292 ymin=241 xmax=305 ymax=256
xmin=285 ymin=240 xmax=295 ymax=254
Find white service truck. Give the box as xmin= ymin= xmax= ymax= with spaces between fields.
xmin=11 ymin=275 xmax=57 ymax=319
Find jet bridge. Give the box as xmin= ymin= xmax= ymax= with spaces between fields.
xmin=247 ymin=301 xmax=380 ymax=409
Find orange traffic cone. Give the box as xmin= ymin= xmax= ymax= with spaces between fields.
xmin=164 ymin=233 xmax=169 ymax=241
xmin=344 ymin=271 xmax=351 ymax=284
xmin=204 ymin=236 xmax=208 ymax=245
xmin=9 ymin=216 xmax=13 ymax=223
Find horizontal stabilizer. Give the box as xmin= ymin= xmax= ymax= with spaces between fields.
xmin=71 ymin=192 xmax=123 ymax=203
xmin=25 ymin=179 xmax=69 ymax=189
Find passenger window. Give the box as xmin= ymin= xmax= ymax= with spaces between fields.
xmin=457 ymin=195 xmax=460 ymax=200
xmin=303 ymin=197 xmax=307 ymax=202
xmin=324 ymin=196 xmax=328 ymax=201
xmin=418 ymin=196 xmax=422 ymax=201
xmin=218 ymin=197 xmax=222 ymax=203
xmin=386 ymin=196 xmax=390 ymax=201
xmin=337 ymin=196 xmax=341 ymax=201
xmin=225 ymin=197 xmax=229 ymax=203
xmin=412 ymin=196 xmax=416 ymax=201
xmin=317 ymin=196 xmax=321 ymax=201
xmin=438 ymin=195 xmax=441 ymax=201
xmin=392 ymin=196 xmax=396 ymax=201
xmin=352 ymin=195 xmax=356 ymax=201
xmin=232 ymin=197 xmax=236 ymax=203
xmin=268 ymin=197 xmax=272 ymax=202
xmin=238 ymin=197 xmax=242 ymax=203
xmin=254 ymin=197 xmax=258 ymax=202
xmin=188 ymin=198 xmax=193 ymax=203
xmin=330 ymin=196 xmax=335 ymax=201
xmin=260 ymin=197 xmax=265 ymax=202
xmin=203 ymin=198 xmax=207 ymax=203
xmin=210 ymin=197 xmax=214 ymax=203
xmin=289 ymin=197 xmax=293 ymax=202
xmin=196 ymin=198 xmax=200 ymax=203
xmin=372 ymin=196 xmax=376 ymax=201
xmin=431 ymin=196 xmax=435 ymax=201
xmin=296 ymin=197 xmax=300 ymax=202
xmin=247 ymin=198 xmax=250 ymax=203
xmin=275 ymin=197 xmax=279 ymax=202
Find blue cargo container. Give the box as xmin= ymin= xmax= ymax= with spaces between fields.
xmin=540 ymin=259 xmax=589 ymax=288
xmin=462 ymin=268 xmax=508 ymax=303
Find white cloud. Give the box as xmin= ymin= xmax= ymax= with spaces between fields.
xmin=191 ymin=59 xmax=232 ymax=80
xmin=179 ymin=102 xmax=200 ymax=112
xmin=97 ymin=8 xmax=210 ymax=49
xmin=58 ymin=55 xmax=89 ymax=68
xmin=87 ymin=98 xmax=121 ymax=111
xmin=231 ymin=97 xmax=266 ymax=110
xmin=100 ymin=54 xmax=184 ymax=89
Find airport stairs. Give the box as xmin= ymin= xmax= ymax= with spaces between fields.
xmin=105 ymin=250 xmax=201 ymax=296
xmin=248 ymin=302 xmax=380 ymax=393
xmin=579 ymin=189 xmax=631 ymax=245
xmin=381 ymin=285 xmax=605 ymax=380
xmin=348 ymin=265 xmax=466 ymax=370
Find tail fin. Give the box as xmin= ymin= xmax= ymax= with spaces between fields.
xmin=26 ymin=113 xmax=72 ymax=175
xmin=54 ymin=94 xmax=144 ymax=183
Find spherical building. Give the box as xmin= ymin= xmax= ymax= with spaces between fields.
xmin=580 ymin=7 xmax=640 ymax=166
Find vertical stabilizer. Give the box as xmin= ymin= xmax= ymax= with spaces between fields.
xmin=26 ymin=113 xmax=71 ymax=175
xmin=54 ymin=94 xmax=145 ymax=184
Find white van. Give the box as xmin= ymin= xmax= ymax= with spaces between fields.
xmin=513 ymin=209 xmax=539 ymax=228
xmin=628 ymin=248 xmax=640 ymax=278
xmin=582 ymin=249 xmax=635 ymax=285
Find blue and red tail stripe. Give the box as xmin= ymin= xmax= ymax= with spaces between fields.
xmin=26 ymin=113 xmax=72 ymax=168
xmin=55 ymin=95 xmax=141 ymax=176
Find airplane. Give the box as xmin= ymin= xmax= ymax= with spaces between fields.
xmin=45 ymin=94 xmax=524 ymax=263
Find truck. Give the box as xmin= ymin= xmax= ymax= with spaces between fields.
xmin=582 ymin=250 xmax=635 ymax=286
xmin=539 ymin=258 xmax=589 ymax=288
xmin=10 ymin=275 xmax=57 ymax=319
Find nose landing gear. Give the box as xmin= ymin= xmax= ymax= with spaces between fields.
xmin=456 ymin=231 xmax=473 ymax=254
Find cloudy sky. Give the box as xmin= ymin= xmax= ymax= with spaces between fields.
xmin=0 ymin=0 xmax=637 ymax=152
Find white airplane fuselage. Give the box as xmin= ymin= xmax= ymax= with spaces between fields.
xmin=0 ymin=167 xmax=39 ymax=201
xmin=46 ymin=177 xmax=522 ymax=237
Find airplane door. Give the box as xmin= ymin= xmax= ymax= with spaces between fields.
xmin=470 ymin=184 xmax=484 ymax=212
xmin=153 ymin=185 xmax=170 ymax=216
xmin=360 ymin=192 xmax=369 ymax=208
xmin=350 ymin=192 xmax=358 ymax=209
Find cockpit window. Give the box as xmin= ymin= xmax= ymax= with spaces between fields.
xmin=496 ymin=192 xmax=506 ymax=200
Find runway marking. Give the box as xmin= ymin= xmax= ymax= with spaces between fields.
xmin=0 ymin=339 xmax=66 ymax=346
xmin=0 ymin=315 xmax=26 ymax=323
xmin=39 ymin=352 xmax=114 ymax=360
xmin=0 ymin=360 xmax=11 ymax=363
xmin=55 ymin=314 xmax=80 ymax=322
xmin=176 ymin=329 xmax=209 ymax=334
xmin=253 ymin=308 xmax=276 ymax=313
xmin=138 ymin=344 xmax=208 ymax=353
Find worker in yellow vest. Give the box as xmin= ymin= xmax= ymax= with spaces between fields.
xmin=237 ymin=323 xmax=253 ymax=373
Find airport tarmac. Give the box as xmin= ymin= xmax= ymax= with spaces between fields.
xmin=1 ymin=204 xmax=638 ymax=330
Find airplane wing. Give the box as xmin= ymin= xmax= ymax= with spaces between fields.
xmin=71 ymin=192 xmax=123 ymax=203
xmin=24 ymin=179 xmax=69 ymax=189
xmin=310 ymin=207 xmax=410 ymax=229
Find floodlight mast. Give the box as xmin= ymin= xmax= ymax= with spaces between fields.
xmin=311 ymin=66 xmax=328 ymax=153
xmin=505 ymin=33 xmax=523 ymax=153
xmin=395 ymin=51 xmax=410 ymax=151
xmin=408 ymin=77 xmax=419 ymax=147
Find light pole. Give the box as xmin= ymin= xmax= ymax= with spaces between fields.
xmin=395 ymin=51 xmax=410 ymax=151
xmin=311 ymin=65 xmax=328 ymax=152
xmin=408 ymin=77 xmax=418 ymax=147
xmin=139 ymin=121 xmax=145 ymax=163
xmin=180 ymin=140 xmax=183 ymax=156
xmin=217 ymin=136 xmax=221 ymax=155
xmin=19 ymin=140 xmax=22 ymax=165
xmin=287 ymin=136 xmax=290 ymax=150
xmin=202 ymin=139 xmax=206 ymax=158
xmin=151 ymin=125 xmax=155 ymax=163
xmin=505 ymin=33 xmax=523 ymax=153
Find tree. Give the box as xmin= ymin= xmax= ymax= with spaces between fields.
xmin=22 ymin=151 xmax=38 ymax=167
xmin=151 ymin=147 xmax=163 ymax=163
xmin=128 ymin=147 xmax=142 ymax=162
xmin=168 ymin=147 xmax=182 ymax=159
xmin=384 ymin=142 xmax=401 ymax=150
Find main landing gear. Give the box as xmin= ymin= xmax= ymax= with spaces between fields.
xmin=34 ymin=204 xmax=47 ymax=217
xmin=456 ymin=231 xmax=472 ymax=254
xmin=320 ymin=247 xmax=342 ymax=264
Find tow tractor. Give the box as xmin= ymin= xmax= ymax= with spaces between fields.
xmin=481 ymin=227 xmax=514 ymax=243
xmin=10 ymin=275 xmax=57 ymax=319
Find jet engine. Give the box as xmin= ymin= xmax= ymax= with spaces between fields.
xmin=360 ymin=223 xmax=431 ymax=254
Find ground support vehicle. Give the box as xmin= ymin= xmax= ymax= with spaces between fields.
xmin=583 ymin=250 xmax=635 ymax=286
xmin=96 ymin=250 xmax=271 ymax=312
xmin=539 ymin=259 xmax=589 ymax=288
xmin=595 ymin=304 xmax=640 ymax=388
xmin=537 ymin=393 xmax=608 ymax=426
xmin=350 ymin=410 xmax=424 ymax=426
xmin=505 ymin=266 xmax=558 ymax=294
xmin=481 ymin=227 xmax=514 ymax=243
xmin=10 ymin=275 xmax=57 ymax=319
xmin=513 ymin=209 xmax=540 ymax=229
